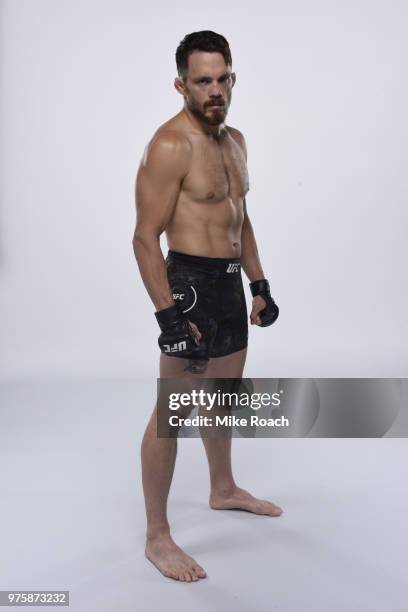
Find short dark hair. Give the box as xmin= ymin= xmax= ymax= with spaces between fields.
xmin=175 ymin=31 xmax=232 ymax=78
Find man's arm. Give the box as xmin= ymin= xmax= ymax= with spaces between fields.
xmin=132 ymin=131 xmax=191 ymax=311
xmin=231 ymin=128 xmax=279 ymax=327
xmin=230 ymin=129 xmax=265 ymax=282
xmin=240 ymin=198 xmax=266 ymax=282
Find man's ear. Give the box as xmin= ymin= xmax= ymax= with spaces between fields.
xmin=231 ymin=72 xmax=236 ymax=87
xmin=174 ymin=76 xmax=186 ymax=96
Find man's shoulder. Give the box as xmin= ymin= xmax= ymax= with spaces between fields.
xmin=226 ymin=126 xmax=247 ymax=156
xmin=140 ymin=118 xmax=192 ymax=179
xmin=150 ymin=125 xmax=192 ymax=151
xmin=150 ymin=114 xmax=191 ymax=147
xmin=226 ymin=125 xmax=245 ymax=139
xmin=145 ymin=121 xmax=192 ymax=167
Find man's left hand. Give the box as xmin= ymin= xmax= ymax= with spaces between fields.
xmin=250 ymin=295 xmax=267 ymax=325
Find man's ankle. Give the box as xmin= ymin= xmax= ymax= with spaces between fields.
xmin=146 ymin=525 xmax=171 ymax=542
xmin=210 ymin=482 xmax=237 ymax=497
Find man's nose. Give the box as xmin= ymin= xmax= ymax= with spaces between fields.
xmin=208 ymin=81 xmax=222 ymax=97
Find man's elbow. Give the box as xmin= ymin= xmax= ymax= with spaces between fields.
xmin=132 ymin=229 xmax=142 ymax=247
xmin=132 ymin=228 xmax=160 ymax=252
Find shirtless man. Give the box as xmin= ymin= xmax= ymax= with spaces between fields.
xmin=133 ymin=31 xmax=282 ymax=582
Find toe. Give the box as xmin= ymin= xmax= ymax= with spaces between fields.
xmin=195 ymin=565 xmax=207 ymax=578
xmin=168 ymin=571 xmax=179 ymax=580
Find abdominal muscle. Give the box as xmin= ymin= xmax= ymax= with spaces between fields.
xmin=166 ymin=195 xmax=244 ymax=258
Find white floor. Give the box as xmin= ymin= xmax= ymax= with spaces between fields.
xmin=0 ymin=380 xmax=407 ymax=612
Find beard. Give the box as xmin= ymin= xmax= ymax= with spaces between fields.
xmin=187 ymin=97 xmax=229 ymax=126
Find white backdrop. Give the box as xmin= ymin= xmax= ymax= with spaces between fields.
xmin=1 ymin=0 xmax=407 ymax=382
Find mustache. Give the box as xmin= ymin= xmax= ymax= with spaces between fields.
xmin=206 ymin=101 xmax=225 ymax=107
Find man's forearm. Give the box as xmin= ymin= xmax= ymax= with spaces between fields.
xmin=132 ymin=230 xmax=174 ymax=311
xmin=240 ymin=213 xmax=266 ymax=281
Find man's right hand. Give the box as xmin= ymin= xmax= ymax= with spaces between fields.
xmin=155 ymin=305 xmax=202 ymax=356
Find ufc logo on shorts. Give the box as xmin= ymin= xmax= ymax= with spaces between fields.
xmin=173 ymin=293 xmax=185 ymax=300
xmin=163 ymin=341 xmax=187 ymax=353
xmin=226 ymin=263 xmax=240 ymax=273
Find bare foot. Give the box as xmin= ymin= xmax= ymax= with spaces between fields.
xmin=210 ymin=486 xmax=283 ymax=517
xmin=145 ymin=534 xmax=207 ymax=582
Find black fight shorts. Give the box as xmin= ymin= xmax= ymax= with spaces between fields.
xmin=165 ymin=250 xmax=248 ymax=360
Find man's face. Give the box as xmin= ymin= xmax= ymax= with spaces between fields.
xmin=177 ymin=51 xmax=235 ymax=126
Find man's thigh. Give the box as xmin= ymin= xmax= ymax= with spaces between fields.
xmin=160 ymin=348 xmax=247 ymax=378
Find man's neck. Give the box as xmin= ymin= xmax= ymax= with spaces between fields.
xmin=181 ymin=106 xmax=225 ymax=139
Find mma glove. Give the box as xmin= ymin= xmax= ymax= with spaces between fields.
xmin=155 ymin=304 xmax=201 ymax=356
xmin=249 ymin=279 xmax=279 ymax=327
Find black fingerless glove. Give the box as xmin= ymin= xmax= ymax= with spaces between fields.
xmin=155 ymin=305 xmax=201 ymax=356
xmin=249 ymin=279 xmax=279 ymax=327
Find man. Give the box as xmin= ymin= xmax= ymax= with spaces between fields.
xmin=133 ymin=31 xmax=282 ymax=583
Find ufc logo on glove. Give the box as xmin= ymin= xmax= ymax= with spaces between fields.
xmin=163 ymin=341 xmax=188 ymax=353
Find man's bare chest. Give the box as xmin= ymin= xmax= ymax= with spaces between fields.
xmin=182 ymin=137 xmax=249 ymax=203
